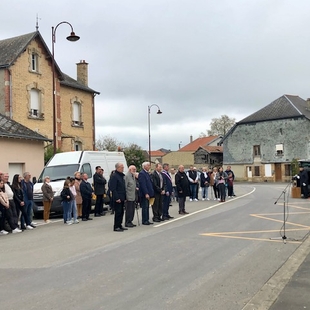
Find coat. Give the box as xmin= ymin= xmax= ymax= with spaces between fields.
xmin=175 ymin=171 xmax=190 ymax=197
xmin=60 ymin=187 xmax=72 ymax=202
xmin=41 ymin=183 xmax=54 ymax=201
xmin=151 ymin=171 xmax=165 ymax=194
xmin=109 ymin=170 xmax=126 ymax=202
xmin=200 ymin=172 xmax=210 ymax=188
xmin=125 ymin=171 xmax=136 ymax=202
xmin=93 ymin=172 xmax=107 ymax=195
xmin=162 ymin=170 xmax=173 ymax=194
xmin=74 ymin=179 xmax=82 ymax=204
xmin=138 ymin=169 xmax=154 ymax=198
xmin=80 ymin=180 xmax=93 ymax=200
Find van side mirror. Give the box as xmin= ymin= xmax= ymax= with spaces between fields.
xmin=32 ymin=177 xmax=37 ymax=184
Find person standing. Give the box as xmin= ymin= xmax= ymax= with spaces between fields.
xmin=41 ymin=176 xmax=54 ymax=223
xmin=21 ymin=172 xmax=36 ymax=228
xmin=175 ymin=165 xmax=190 ymax=214
xmin=138 ymin=162 xmax=154 ymax=225
xmin=170 ymin=168 xmax=177 ymax=202
xmin=215 ymin=166 xmax=228 ymax=202
xmin=93 ymin=166 xmax=107 ymax=217
xmin=109 ymin=162 xmax=127 ymax=232
xmin=60 ymin=179 xmax=73 ymax=225
xmin=162 ymin=163 xmax=174 ymax=220
xmin=298 ymin=167 xmax=308 ymax=199
xmin=225 ymin=165 xmax=236 ymax=196
xmin=69 ymin=177 xmax=79 ymax=224
xmin=200 ymin=167 xmax=210 ymax=201
xmin=186 ymin=166 xmax=199 ymax=201
xmin=74 ymin=171 xmax=83 ymax=218
xmin=211 ymin=167 xmax=219 ymax=201
xmin=80 ymin=173 xmax=93 ymax=221
xmin=124 ymin=165 xmax=137 ymax=228
xmin=151 ymin=163 xmax=165 ymax=222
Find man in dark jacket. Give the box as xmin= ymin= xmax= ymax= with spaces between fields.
xmin=162 ymin=163 xmax=174 ymax=220
xmin=175 ymin=165 xmax=190 ymax=215
xmin=93 ymin=166 xmax=107 ymax=216
xmin=138 ymin=162 xmax=154 ymax=225
xmin=80 ymin=173 xmax=93 ymax=221
xmin=109 ymin=162 xmax=127 ymax=232
xmin=151 ymin=163 xmax=166 ymax=222
xmin=298 ymin=167 xmax=309 ymax=199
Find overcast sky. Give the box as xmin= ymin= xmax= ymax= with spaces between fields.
xmin=2 ymin=0 xmax=310 ymax=151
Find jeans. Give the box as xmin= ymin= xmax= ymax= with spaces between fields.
xmin=201 ymin=186 xmax=209 ymax=199
xmin=62 ymin=201 xmax=71 ymax=223
xmin=140 ymin=196 xmax=150 ymax=223
xmin=21 ymin=200 xmax=33 ymax=228
xmin=218 ymin=183 xmax=226 ymax=201
xmin=71 ymin=200 xmax=77 ymax=221
xmin=190 ymin=184 xmax=198 ymax=199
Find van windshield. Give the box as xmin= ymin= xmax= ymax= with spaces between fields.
xmin=38 ymin=164 xmax=79 ymax=182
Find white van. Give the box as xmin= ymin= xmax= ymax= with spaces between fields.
xmin=33 ymin=151 xmax=128 ymax=217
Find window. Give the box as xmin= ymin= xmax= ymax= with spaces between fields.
xmin=72 ymin=102 xmax=83 ymax=126
xmin=254 ymin=166 xmax=260 ymax=176
xmin=29 ymin=89 xmax=42 ymax=118
xmin=285 ymin=164 xmax=291 ymax=176
xmin=31 ymin=53 xmax=39 ymax=72
xmin=81 ymin=163 xmax=92 ymax=177
xmin=276 ymin=144 xmax=283 ymax=155
xmin=75 ymin=141 xmax=82 ymax=151
xmin=253 ymin=145 xmax=261 ymax=156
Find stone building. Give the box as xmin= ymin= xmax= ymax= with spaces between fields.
xmin=0 ymin=31 xmax=99 ymax=152
xmin=221 ymin=94 xmax=310 ymax=182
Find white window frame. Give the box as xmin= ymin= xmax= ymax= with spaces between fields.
xmin=29 ymin=89 xmax=41 ymax=117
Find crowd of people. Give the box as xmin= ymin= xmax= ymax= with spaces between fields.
xmin=0 ymin=164 xmax=235 ymax=235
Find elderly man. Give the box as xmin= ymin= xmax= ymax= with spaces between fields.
xmin=162 ymin=163 xmax=174 ymax=220
xmin=124 ymin=165 xmax=137 ymax=227
xmin=109 ymin=162 xmax=127 ymax=232
xmin=93 ymin=166 xmax=107 ymax=217
xmin=151 ymin=163 xmax=165 ymax=222
xmin=175 ymin=165 xmax=190 ymax=215
xmin=80 ymin=173 xmax=93 ymax=221
xmin=138 ymin=162 xmax=154 ymax=225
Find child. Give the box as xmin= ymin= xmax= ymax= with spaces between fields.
xmin=227 ymin=172 xmax=234 ymax=198
xmin=61 ymin=179 xmax=73 ymax=225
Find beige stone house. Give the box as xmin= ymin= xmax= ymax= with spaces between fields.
xmin=0 ymin=31 xmax=99 ymax=152
xmin=0 ymin=114 xmax=52 ymax=181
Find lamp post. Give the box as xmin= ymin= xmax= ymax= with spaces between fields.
xmin=52 ymin=21 xmax=80 ymax=154
xmin=148 ymin=104 xmax=162 ymax=164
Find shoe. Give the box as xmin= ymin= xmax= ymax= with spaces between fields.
xmin=194 ymin=198 xmax=198 ymax=201
xmin=179 ymin=211 xmax=185 ymax=215
xmin=142 ymin=222 xmax=150 ymax=225
xmin=94 ymin=214 xmax=101 ymax=217
xmin=100 ymin=212 xmax=106 ymax=216
xmin=189 ymin=199 xmax=193 ymax=202
xmin=125 ymin=223 xmax=134 ymax=228
xmin=110 ymin=211 xmax=114 ymax=215
xmin=30 ymin=224 xmax=36 ymax=228
xmin=206 ymin=198 xmax=210 ymax=201
xmin=228 ymin=196 xmax=231 ymax=198
xmin=82 ymin=218 xmax=88 ymax=221
xmin=217 ymin=198 xmax=220 ymax=201
xmin=120 ymin=227 xmax=128 ymax=230
xmin=12 ymin=228 xmax=22 ymax=233
xmin=169 ymin=204 xmax=172 ymax=206
xmin=162 ymin=217 xmax=170 ymax=221
xmin=182 ymin=210 xmax=189 ymax=214
xmin=202 ymin=198 xmax=205 ymax=201
xmin=147 ymin=221 xmax=153 ymax=225
xmin=132 ymin=223 xmax=137 ymax=227
xmin=26 ymin=225 xmax=34 ymax=230
xmin=214 ymin=198 xmax=217 ymax=201
xmin=87 ymin=218 xmax=93 ymax=220
xmin=167 ymin=215 xmax=174 ymax=219
xmin=31 ymin=222 xmax=38 ymax=225
xmin=21 ymin=226 xmax=26 ymax=230
xmin=114 ymin=228 xmax=123 ymax=232
xmin=0 ymin=230 xmax=9 ymax=235
xmin=44 ymin=220 xmax=51 ymax=223
xmin=153 ymin=219 xmax=160 ymax=222
xmin=74 ymin=220 xmax=79 ymax=224
xmin=67 ymin=221 xmax=73 ymax=225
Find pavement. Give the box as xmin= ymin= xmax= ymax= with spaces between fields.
xmin=242 ymin=213 xmax=310 ymax=310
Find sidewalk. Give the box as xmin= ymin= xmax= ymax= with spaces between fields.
xmin=243 ymin=232 xmax=310 ymax=310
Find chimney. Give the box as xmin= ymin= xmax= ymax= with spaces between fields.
xmin=77 ymin=60 xmax=88 ymax=86
xmin=190 ymin=135 xmax=193 ymax=143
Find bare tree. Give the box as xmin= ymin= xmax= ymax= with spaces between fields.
xmin=96 ymin=135 xmax=125 ymax=151
xmin=207 ymin=115 xmax=236 ymax=136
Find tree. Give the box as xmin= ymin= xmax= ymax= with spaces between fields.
xmin=96 ymin=135 xmax=125 ymax=151
xmin=44 ymin=145 xmax=61 ymax=165
xmin=207 ymin=115 xmax=236 ymax=136
xmin=123 ymin=143 xmax=146 ymax=171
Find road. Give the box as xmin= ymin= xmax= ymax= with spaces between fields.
xmin=1 ymin=183 xmax=309 ymax=310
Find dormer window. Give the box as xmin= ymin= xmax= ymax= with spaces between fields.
xmin=31 ymin=53 xmax=39 ymax=72
xmin=276 ymin=144 xmax=283 ymax=155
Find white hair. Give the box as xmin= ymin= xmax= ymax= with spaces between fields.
xmin=142 ymin=162 xmax=150 ymax=168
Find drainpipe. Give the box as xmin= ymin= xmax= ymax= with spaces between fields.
xmin=8 ymin=68 xmax=13 ymax=118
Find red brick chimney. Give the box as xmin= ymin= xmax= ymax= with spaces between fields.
xmin=77 ymin=60 xmax=88 ymax=86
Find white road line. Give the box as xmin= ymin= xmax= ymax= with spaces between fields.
xmin=153 ymin=187 xmax=256 ymax=228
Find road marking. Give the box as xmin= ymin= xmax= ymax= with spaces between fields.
xmin=153 ymin=187 xmax=256 ymax=227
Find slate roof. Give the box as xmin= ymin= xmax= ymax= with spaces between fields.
xmin=0 ymin=32 xmax=99 ymax=94
xmin=238 ymin=95 xmax=310 ymax=124
xmin=179 ymin=136 xmax=219 ymax=152
xmin=0 ymin=114 xmax=52 ymax=141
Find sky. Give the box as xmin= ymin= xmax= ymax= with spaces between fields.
xmin=2 ymin=0 xmax=310 ymax=151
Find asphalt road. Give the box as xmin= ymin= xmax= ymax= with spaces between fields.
xmin=1 ymin=183 xmax=309 ymax=310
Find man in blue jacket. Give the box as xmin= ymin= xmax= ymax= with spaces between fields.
xmin=138 ymin=162 xmax=154 ymax=225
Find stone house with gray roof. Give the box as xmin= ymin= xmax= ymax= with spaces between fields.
xmin=0 ymin=113 xmax=52 ymax=181
xmin=221 ymin=94 xmax=310 ymax=182
xmin=0 ymin=31 xmax=99 ymax=153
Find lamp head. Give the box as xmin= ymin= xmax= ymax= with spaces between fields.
xmin=157 ymin=109 xmax=162 ymax=114
xmin=67 ymin=32 xmax=80 ymax=42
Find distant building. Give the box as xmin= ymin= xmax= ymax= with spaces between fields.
xmin=221 ymin=94 xmax=310 ymax=182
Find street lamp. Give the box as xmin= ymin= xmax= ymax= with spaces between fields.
xmin=148 ymin=104 xmax=162 ymax=164
xmin=52 ymin=21 xmax=80 ymax=154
